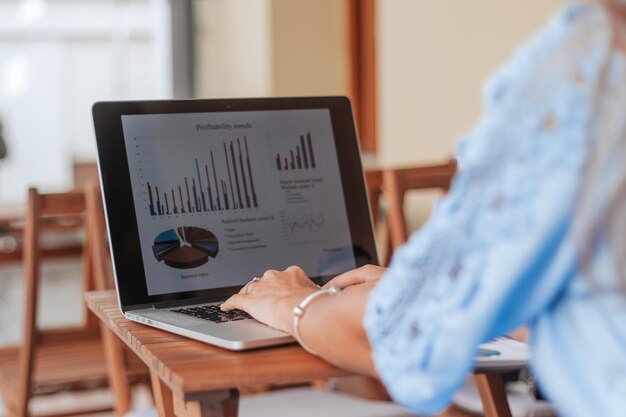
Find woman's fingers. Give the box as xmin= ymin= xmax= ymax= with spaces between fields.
xmin=323 ymin=269 xmax=366 ymax=289
xmin=222 ymin=266 xmax=316 ymax=315
xmin=322 ymin=265 xmax=387 ymax=289
xmin=221 ymin=294 xmax=244 ymax=311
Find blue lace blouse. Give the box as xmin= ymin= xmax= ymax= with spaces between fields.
xmin=364 ymin=4 xmax=626 ymax=416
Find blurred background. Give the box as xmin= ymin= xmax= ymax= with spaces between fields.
xmin=0 ymin=0 xmax=564 ymax=415
xmin=0 ymin=0 xmax=564 ymax=205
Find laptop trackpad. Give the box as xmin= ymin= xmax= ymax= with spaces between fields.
xmin=191 ymin=318 xmax=288 ymax=341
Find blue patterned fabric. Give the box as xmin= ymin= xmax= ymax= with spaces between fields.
xmin=363 ymin=4 xmax=626 ymax=416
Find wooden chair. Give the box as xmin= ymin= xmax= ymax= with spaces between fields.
xmin=383 ymin=159 xmax=457 ymax=250
xmin=84 ymin=182 xmax=151 ymax=417
xmin=0 ymin=187 xmax=111 ymax=417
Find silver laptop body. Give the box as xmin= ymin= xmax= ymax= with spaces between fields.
xmin=125 ymin=303 xmax=291 ymax=350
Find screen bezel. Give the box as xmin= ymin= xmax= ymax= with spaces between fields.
xmin=92 ymin=97 xmax=378 ymax=310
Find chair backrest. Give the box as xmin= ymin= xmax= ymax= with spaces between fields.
xmin=364 ymin=168 xmax=395 ymax=266
xmin=19 ymin=187 xmax=96 ymax=411
xmin=84 ymin=182 xmax=115 ymax=292
xmin=383 ymin=159 xmax=456 ymax=250
xmin=364 ymin=169 xmax=384 ymax=224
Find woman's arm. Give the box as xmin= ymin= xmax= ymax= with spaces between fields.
xmin=221 ymin=265 xmax=379 ymax=376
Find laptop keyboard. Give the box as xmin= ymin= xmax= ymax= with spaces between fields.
xmin=171 ymin=305 xmax=253 ymax=324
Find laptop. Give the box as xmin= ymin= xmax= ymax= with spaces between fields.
xmin=92 ymin=97 xmax=378 ymax=350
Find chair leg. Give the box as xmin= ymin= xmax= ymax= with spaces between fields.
xmin=3 ymin=400 xmax=18 ymax=417
xmin=474 ymin=373 xmax=513 ymax=417
xmin=383 ymin=231 xmax=393 ymax=266
xmin=14 ymin=390 xmax=28 ymax=417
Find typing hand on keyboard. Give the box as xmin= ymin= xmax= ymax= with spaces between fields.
xmin=172 ymin=305 xmax=252 ymax=323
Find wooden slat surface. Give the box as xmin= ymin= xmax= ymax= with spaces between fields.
xmin=85 ymin=291 xmax=351 ymax=401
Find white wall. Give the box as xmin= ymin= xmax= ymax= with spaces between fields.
xmin=378 ymin=0 xmax=566 ymax=166
xmin=376 ymin=0 xmax=566 ymax=230
xmin=0 ymin=0 xmax=170 ymax=203
xmin=193 ymin=0 xmax=349 ymax=99
xmin=270 ymin=0 xmax=350 ymax=97
xmin=194 ymin=0 xmax=273 ymax=98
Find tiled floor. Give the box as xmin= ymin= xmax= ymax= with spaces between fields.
xmin=0 ymin=260 xmax=85 ymax=346
xmin=18 ymin=385 xmax=155 ymax=417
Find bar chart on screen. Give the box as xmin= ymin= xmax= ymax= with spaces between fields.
xmin=274 ymin=131 xmax=317 ymax=172
xmin=141 ymin=136 xmax=259 ymax=217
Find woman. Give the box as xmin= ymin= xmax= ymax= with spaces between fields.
xmin=223 ymin=1 xmax=626 ymax=415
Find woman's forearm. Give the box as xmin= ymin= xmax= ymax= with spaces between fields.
xmin=279 ymin=281 xmax=377 ymax=376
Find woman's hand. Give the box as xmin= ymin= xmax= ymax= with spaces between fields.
xmin=321 ymin=264 xmax=387 ymax=290
xmin=224 ymin=265 xmax=377 ymax=375
xmin=221 ymin=264 xmax=386 ymax=335
xmin=221 ymin=266 xmax=318 ymax=334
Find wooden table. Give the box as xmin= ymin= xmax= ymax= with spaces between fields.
xmin=85 ymin=291 xmax=353 ymax=417
xmin=85 ymin=290 xmax=514 ymax=417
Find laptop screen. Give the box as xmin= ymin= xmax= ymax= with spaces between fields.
xmin=120 ymin=109 xmax=356 ymax=296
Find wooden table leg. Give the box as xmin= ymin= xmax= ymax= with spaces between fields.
xmin=174 ymin=389 xmax=239 ymax=417
xmin=101 ymin=325 xmax=132 ymax=417
xmin=474 ymin=373 xmax=513 ymax=417
xmin=150 ymin=370 xmax=176 ymax=417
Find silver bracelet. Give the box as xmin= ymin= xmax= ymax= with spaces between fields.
xmin=292 ymin=286 xmax=341 ymax=355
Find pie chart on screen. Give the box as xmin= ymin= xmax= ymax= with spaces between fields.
xmin=152 ymin=227 xmax=219 ymax=269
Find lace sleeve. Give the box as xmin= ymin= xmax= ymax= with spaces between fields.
xmin=363 ymin=5 xmax=612 ymax=414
